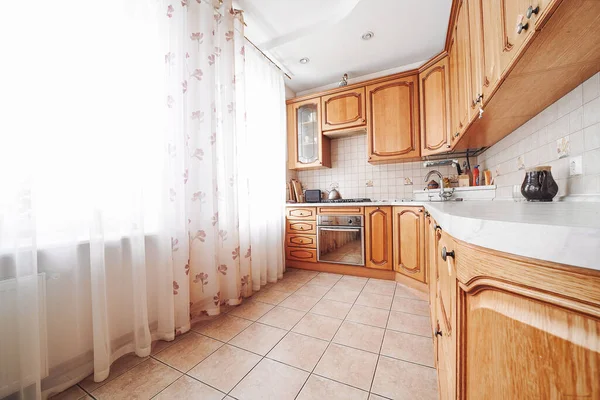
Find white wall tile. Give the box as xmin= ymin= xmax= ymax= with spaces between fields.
xmin=583 ymin=73 xmax=600 ymax=104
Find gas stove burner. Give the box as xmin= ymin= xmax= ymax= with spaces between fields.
xmin=321 ymin=198 xmax=372 ymax=203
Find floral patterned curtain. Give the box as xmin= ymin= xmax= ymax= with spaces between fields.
xmin=163 ymin=0 xmax=254 ymax=334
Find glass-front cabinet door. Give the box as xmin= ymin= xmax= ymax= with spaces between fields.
xmin=297 ymin=103 xmax=319 ymax=164
xmin=287 ymin=98 xmax=330 ymax=169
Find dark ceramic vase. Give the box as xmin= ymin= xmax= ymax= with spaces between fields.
xmin=521 ymin=166 xmax=558 ymax=202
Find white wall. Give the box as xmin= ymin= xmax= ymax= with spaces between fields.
xmin=478 ymin=72 xmax=600 ymax=200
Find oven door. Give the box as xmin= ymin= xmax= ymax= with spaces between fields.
xmin=317 ymin=226 xmax=364 ymax=266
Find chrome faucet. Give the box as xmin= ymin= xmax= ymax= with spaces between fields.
xmin=424 ymin=170 xmax=454 ymax=201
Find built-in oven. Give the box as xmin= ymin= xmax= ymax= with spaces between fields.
xmin=317 ymin=215 xmax=364 ymax=266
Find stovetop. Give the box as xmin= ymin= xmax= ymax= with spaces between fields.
xmin=320 ymin=198 xmax=372 ymax=203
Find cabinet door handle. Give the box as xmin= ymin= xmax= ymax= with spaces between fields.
xmin=441 ymin=246 xmax=455 ymax=261
xmin=435 ymin=329 xmax=443 ymax=337
xmin=526 ymin=5 xmax=539 ymax=18
xmin=517 ymin=22 xmax=529 ymax=34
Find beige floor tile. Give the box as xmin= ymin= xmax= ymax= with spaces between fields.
xmin=274 ymin=279 xmax=306 ymax=293
xmin=355 ymin=292 xmax=393 ymax=310
xmin=188 ymin=345 xmax=261 ymax=393
xmin=395 ymin=284 xmax=428 ymax=301
xmin=292 ymin=313 xmax=343 ymax=341
xmin=294 ymin=283 xmax=331 ymax=298
xmin=229 ymin=322 xmax=287 ymax=355
xmin=314 ymin=343 xmax=378 ymax=391
xmin=310 ymin=299 xmax=352 ymax=319
xmin=49 ymin=385 xmax=87 ymax=400
xmin=296 ymin=374 xmax=368 ymax=400
xmin=257 ymin=306 xmax=305 ymax=330
xmin=92 ymin=358 xmax=181 ymax=400
xmin=151 ymin=339 xmax=176 ymax=356
xmin=346 ymin=305 xmax=390 ymax=328
xmin=79 ymin=353 xmax=148 ymax=392
xmin=154 ymin=375 xmax=224 ymax=400
xmin=332 ymin=280 xmax=367 ymax=292
xmin=333 ymin=321 xmax=385 ymax=353
xmin=339 ymin=275 xmax=368 ymax=284
xmin=371 ymin=356 xmax=438 ymax=400
xmin=228 ymin=301 xmax=274 ymax=321
xmin=323 ymin=287 xmax=361 ymax=304
xmin=251 ymin=288 xmax=290 ymax=305
xmin=308 ymin=274 xmax=342 ymax=288
xmin=193 ymin=314 xmax=253 ymax=342
xmin=153 ymin=332 xmax=222 ymax=372
xmin=266 ymin=332 xmax=328 ymax=371
xmin=368 ymin=394 xmax=388 ymax=400
xmin=380 ymin=330 xmax=434 ymax=367
xmin=230 ymin=358 xmax=309 ymax=400
xmin=387 ymin=311 xmax=431 ymax=337
xmin=391 ymin=297 xmax=430 ymax=316
xmin=279 ymin=293 xmax=321 ymax=312
xmin=362 ymin=279 xmax=396 ymax=296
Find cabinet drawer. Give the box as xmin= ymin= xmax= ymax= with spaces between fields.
xmin=286 ymin=207 xmax=316 ymax=220
xmin=317 ymin=206 xmax=364 ymax=215
xmin=286 ymin=234 xmax=317 ymax=249
xmin=285 ymin=248 xmax=317 ymax=263
xmin=286 ymin=220 xmax=316 ymax=234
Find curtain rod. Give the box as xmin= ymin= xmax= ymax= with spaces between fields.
xmin=210 ymin=1 xmax=292 ymax=80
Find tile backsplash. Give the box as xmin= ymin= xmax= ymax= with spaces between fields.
xmin=297 ymin=135 xmax=465 ymax=200
xmin=478 ymin=72 xmax=600 ymax=200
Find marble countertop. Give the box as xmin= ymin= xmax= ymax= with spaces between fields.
xmin=286 ymin=201 xmax=600 ymax=271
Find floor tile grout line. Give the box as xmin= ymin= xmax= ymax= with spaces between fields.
xmin=294 ymin=273 xmax=371 ymax=399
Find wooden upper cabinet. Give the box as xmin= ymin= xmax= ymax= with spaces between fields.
xmin=467 ymin=0 xmax=484 ymax=116
xmin=365 ymin=206 xmax=393 ymax=270
xmin=366 ymin=75 xmax=420 ymax=163
xmin=498 ymin=0 xmax=534 ymax=75
xmin=449 ymin=0 xmax=473 ymax=142
xmin=393 ymin=206 xmax=426 ymax=283
xmin=321 ymin=87 xmax=366 ymax=132
xmin=419 ymin=56 xmax=452 ymax=155
xmin=478 ymin=0 xmax=504 ymax=104
xmin=287 ymin=99 xmax=331 ymax=170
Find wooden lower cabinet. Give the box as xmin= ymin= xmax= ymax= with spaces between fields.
xmin=365 ymin=206 xmax=392 ymax=270
xmin=285 ymin=248 xmax=317 ymax=263
xmin=393 ymin=206 xmax=426 ymax=283
xmin=431 ymin=230 xmax=600 ymax=399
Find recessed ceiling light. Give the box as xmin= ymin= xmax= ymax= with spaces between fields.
xmin=361 ymin=31 xmax=374 ymax=40
xmin=299 ymin=57 xmax=310 ymax=64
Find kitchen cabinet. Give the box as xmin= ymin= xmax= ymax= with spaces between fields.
xmin=287 ymin=99 xmax=331 ymax=170
xmin=392 ymin=206 xmax=426 ymax=283
xmin=448 ymin=0 xmax=472 ymax=144
xmin=467 ymin=0 xmax=484 ymax=116
xmin=477 ymin=0 xmax=504 ymax=103
xmin=425 ymin=214 xmax=438 ymax=334
xmin=285 ymin=207 xmax=317 ymax=264
xmin=498 ymin=0 xmax=535 ymax=76
xmin=321 ymin=87 xmax=366 ymax=133
xmin=419 ymin=55 xmax=452 ymax=155
xmin=364 ymin=206 xmax=393 ymax=270
xmin=366 ymin=74 xmax=420 ymax=163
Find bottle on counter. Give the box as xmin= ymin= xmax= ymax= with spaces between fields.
xmin=473 ymin=165 xmax=480 ymax=186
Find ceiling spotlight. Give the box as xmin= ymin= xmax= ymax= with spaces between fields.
xmin=299 ymin=57 xmax=310 ymax=64
xmin=361 ymin=31 xmax=374 ymax=40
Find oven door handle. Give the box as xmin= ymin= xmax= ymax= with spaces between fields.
xmin=318 ymin=227 xmax=362 ymax=231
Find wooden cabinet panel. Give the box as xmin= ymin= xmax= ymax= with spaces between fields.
xmin=317 ymin=206 xmax=364 ymax=215
xmin=287 ymin=98 xmax=331 ymax=170
xmin=286 ymin=207 xmax=316 ymax=221
xmin=393 ymin=206 xmax=426 ymax=283
xmin=425 ymin=215 xmax=439 ymax=335
xmin=461 ymin=288 xmax=600 ymax=399
xmin=365 ymin=206 xmax=392 ymax=270
xmin=367 ymin=75 xmax=420 ymax=162
xmin=286 ymin=234 xmax=317 ymax=249
xmin=419 ymin=56 xmax=451 ymax=155
xmin=498 ymin=0 xmax=534 ymax=75
xmin=286 ymin=220 xmax=316 ymax=234
xmin=321 ymin=87 xmax=366 ymax=132
xmin=286 ymin=248 xmax=317 ymax=263
xmin=467 ymin=0 xmax=484 ymax=116
xmin=479 ymin=0 xmax=504 ymax=103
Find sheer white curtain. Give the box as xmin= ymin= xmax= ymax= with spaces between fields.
xmin=0 ymin=0 xmax=286 ymax=398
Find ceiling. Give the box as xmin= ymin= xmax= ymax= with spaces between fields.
xmin=236 ymin=0 xmax=453 ymax=94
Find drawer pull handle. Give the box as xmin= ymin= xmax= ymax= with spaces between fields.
xmin=517 ymin=22 xmax=529 ymax=34
xmin=441 ymin=247 xmax=455 ymax=261
xmin=526 ymin=5 xmax=539 ymax=18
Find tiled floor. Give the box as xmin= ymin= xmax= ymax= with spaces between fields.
xmin=51 ymin=268 xmax=437 ymax=400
